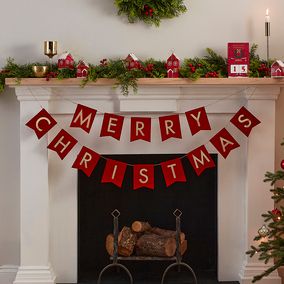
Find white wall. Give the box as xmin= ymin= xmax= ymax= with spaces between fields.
xmin=1 ymin=0 xmax=284 ymax=273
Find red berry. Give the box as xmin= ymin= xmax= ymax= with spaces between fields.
xmin=149 ymin=9 xmax=153 ymax=12
xmin=145 ymin=11 xmax=149 ymax=15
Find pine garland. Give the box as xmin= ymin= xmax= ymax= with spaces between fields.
xmin=114 ymin=0 xmax=187 ymax=26
xmin=0 ymin=45 xmax=271 ymax=96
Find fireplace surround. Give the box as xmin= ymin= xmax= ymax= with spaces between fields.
xmin=7 ymin=78 xmax=282 ymax=284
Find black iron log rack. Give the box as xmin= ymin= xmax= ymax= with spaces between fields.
xmin=97 ymin=209 xmax=198 ymax=284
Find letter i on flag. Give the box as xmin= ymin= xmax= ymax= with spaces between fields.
xmin=25 ymin=108 xmax=57 ymax=139
xmin=70 ymin=104 xmax=97 ymax=133
xmin=101 ymin=159 xmax=127 ymax=187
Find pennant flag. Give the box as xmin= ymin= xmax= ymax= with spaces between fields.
xmin=185 ymin=107 xmax=211 ymax=135
xmin=25 ymin=108 xmax=57 ymax=139
xmin=210 ymin=128 xmax=240 ymax=158
xmin=130 ymin=117 xmax=151 ymax=142
xmin=70 ymin=104 xmax=97 ymax=133
xmin=187 ymin=145 xmax=215 ymax=176
xmin=47 ymin=129 xmax=78 ymax=160
xmin=72 ymin=146 xmax=100 ymax=177
xmin=101 ymin=159 xmax=127 ymax=187
xmin=230 ymin=106 xmax=261 ymax=137
xmin=133 ymin=164 xmax=154 ymax=190
xmin=159 ymin=114 xmax=182 ymax=141
xmin=100 ymin=113 xmax=124 ymax=140
xmin=161 ymin=158 xmax=186 ymax=187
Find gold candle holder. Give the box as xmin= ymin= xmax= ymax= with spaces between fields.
xmin=32 ymin=65 xmax=49 ymax=78
xmin=44 ymin=41 xmax=57 ymax=59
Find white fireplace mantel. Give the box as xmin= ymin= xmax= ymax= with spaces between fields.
xmin=7 ymin=78 xmax=283 ymax=284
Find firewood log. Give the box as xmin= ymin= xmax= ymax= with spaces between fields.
xmin=179 ymin=239 xmax=188 ymax=256
xmin=131 ymin=221 xmax=151 ymax=233
xmin=105 ymin=233 xmax=115 ymax=256
xmin=118 ymin=226 xmax=137 ymax=256
xmin=150 ymin=227 xmax=185 ymax=243
xmin=135 ymin=234 xmax=176 ymax=257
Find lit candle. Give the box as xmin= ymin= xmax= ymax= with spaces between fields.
xmin=265 ymin=8 xmax=270 ymax=23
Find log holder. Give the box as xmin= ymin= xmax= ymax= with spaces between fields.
xmin=96 ymin=209 xmax=198 ymax=284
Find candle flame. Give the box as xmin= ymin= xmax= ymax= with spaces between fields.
xmin=266 ymin=8 xmax=269 ymax=16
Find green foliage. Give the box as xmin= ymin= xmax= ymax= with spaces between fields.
xmin=246 ymin=141 xmax=284 ymax=282
xmin=114 ymin=0 xmax=187 ymax=26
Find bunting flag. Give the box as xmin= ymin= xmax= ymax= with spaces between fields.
xmin=101 ymin=159 xmax=127 ymax=187
xmin=70 ymin=104 xmax=97 ymax=133
xmin=100 ymin=113 xmax=125 ymax=140
xmin=187 ymin=145 xmax=215 ymax=176
xmin=25 ymin=108 xmax=57 ymax=139
xmin=230 ymin=106 xmax=261 ymax=136
xmin=130 ymin=117 xmax=151 ymax=142
xmin=133 ymin=164 xmax=155 ymax=190
xmin=185 ymin=107 xmax=211 ymax=135
xmin=25 ymin=101 xmax=262 ymax=189
xmin=72 ymin=146 xmax=100 ymax=177
xmin=159 ymin=114 xmax=182 ymax=141
xmin=47 ymin=129 xmax=78 ymax=160
xmin=210 ymin=128 xmax=240 ymax=158
xmin=161 ymin=158 xmax=186 ymax=186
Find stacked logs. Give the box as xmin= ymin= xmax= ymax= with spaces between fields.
xmin=105 ymin=221 xmax=187 ymax=258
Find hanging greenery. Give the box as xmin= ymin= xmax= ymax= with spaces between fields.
xmin=114 ymin=0 xmax=187 ymax=26
xmin=0 ymin=44 xmax=270 ymax=96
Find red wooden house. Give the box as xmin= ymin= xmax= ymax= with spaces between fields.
xmin=166 ymin=53 xmax=180 ymax=78
xmin=58 ymin=52 xmax=75 ymax=70
xmin=271 ymin=60 xmax=284 ymax=78
xmin=125 ymin=53 xmax=141 ymax=70
xmin=76 ymin=60 xmax=89 ymax=78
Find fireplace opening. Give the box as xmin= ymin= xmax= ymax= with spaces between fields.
xmin=78 ymin=154 xmax=218 ymax=283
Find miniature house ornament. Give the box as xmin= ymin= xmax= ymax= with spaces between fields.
xmin=58 ymin=52 xmax=75 ymax=70
xmin=76 ymin=60 xmax=89 ymax=78
xmin=271 ymin=60 xmax=284 ymax=78
xmin=125 ymin=53 xmax=141 ymax=70
xmin=166 ymin=53 xmax=180 ymax=78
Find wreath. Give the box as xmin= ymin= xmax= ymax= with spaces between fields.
xmin=114 ymin=0 xmax=187 ymax=26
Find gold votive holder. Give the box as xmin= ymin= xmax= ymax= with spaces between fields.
xmin=32 ymin=65 xmax=49 ymax=78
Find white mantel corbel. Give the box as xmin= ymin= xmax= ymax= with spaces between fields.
xmin=6 ymin=78 xmax=283 ymax=284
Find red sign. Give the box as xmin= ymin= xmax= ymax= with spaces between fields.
xmin=72 ymin=146 xmax=100 ymax=177
xmin=161 ymin=158 xmax=186 ymax=186
xmin=159 ymin=114 xmax=182 ymax=141
xmin=228 ymin=43 xmax=249 ymax=77
xmin=130 ymin=117 xmax=151 ymax=142
xmin=100 ymin=113 xmax=125 ymax=140
xmin=185 ymin=107 xmax=211 ymax=135
xmin=26 ymin=108 xmax=57 ymax=139
xmin=133 ymin=164 xmax=155 ymax=190
xmin=101 ymin=159 xmax=127 ymax=187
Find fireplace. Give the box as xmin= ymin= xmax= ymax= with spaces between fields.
xmin=78 ymin=153 xmax=218 ymax=282
xmin=8 ymin=78 xmax=281 ymax=284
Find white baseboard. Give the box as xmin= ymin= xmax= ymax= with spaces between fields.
xmin=0 ymin=265 xmax=18 ymax=284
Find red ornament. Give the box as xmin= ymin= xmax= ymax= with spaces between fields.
xmin=166 ymin=53 xmax=180 ymax=78
xmin=281 ymin=159 xmax=284 ymax=170
xmin=272 ymin=208 xmax=282 ymax=222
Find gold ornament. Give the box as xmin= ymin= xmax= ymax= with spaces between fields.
xmin=258 ymin=225 xmax=269 ymax=238
xmin=44 ymin=41 xmax=57 ymax=59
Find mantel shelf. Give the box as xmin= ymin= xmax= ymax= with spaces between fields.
xmin=5 ymin=77 xmax=284 ymax=87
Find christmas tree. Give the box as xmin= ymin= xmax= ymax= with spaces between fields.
xmin=246 ymin=140 xmax=284 ymax=282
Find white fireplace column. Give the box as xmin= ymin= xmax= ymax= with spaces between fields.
xmin=13 ymin=88 xmax=55 ymax=284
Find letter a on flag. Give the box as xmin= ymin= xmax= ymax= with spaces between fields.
xmin=230 ymin=106 xmax=261 ymax=137
xmin=72 ymin=146 xmax=100 ymax=177
xmin=101 ymin=159 xmax=127 ymax=187
xmin=26 ymin=108 xmax=57 ymax=139
xmin=70 ymin=104 xmax=97 ymax=133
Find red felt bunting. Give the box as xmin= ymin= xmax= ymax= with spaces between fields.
xmin=72 ymin=146 xmax=100 ymax=177
xmin=133 ymin=164 xmax=154 ymax=190
xmin=130 ymin=117 xmax=151 ymax=142
xmin=161 ymin=158 xmax=186 ymax=187
xmin=230 ymin=106 xmax=261 ymax=137
xmin=187 ymin=145 xmax=215 ymax=176
xmin=25 ymin=108 xmax=57 ymax=139
xmin=210 ymin=128 xmax=240 ymax=158
xmin=185 ymin=107 xmax=211 ymax=135
xmin=159 ymin=114 xmax=182 ymax=141
xmin=100 ymin=113 xmax=124 ymax=140
xmin=47 ymin=129 xmax=78 ymax=160
xmin=101 ymin=159 xmax=127 ymax=187
xmin=70 ymin=104 xmax=97 ymax=133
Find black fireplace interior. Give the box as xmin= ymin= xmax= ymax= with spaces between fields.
xmin=78 ymin=153 xmax=218 ymax=283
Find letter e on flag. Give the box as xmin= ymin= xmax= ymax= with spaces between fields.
xmin=100 ymin=113 xmax=125 ymax=140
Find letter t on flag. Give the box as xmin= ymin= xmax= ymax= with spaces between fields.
xmin=70 ymin=104 xmax=97 ymax=133
xmin=25 ymin=108 xmax=57 ymax=139
xmin=161 ymin=158 xmax=186 ymax=187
